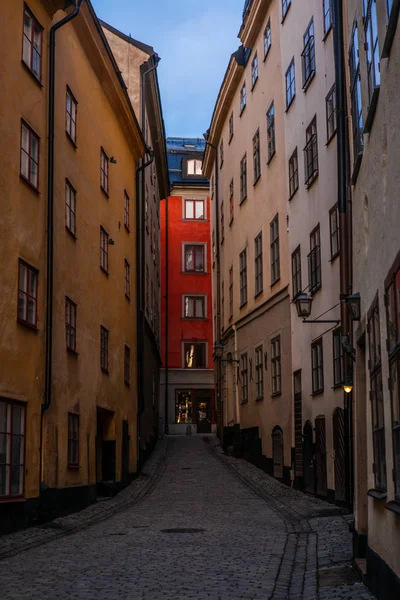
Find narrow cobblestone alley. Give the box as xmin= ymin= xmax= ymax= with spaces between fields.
xmin=0 ymin=436 xmax=375 ymax=600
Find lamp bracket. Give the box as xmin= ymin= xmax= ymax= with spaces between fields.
xmin=302 ymin=319 xmax=340 ymax=324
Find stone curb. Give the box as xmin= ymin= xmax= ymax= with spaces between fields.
xmin=0 ymin=436 xmax=170 ymax=561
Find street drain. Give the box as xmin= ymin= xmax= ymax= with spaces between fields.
xmin=161 ymin=528 xmax=205 ymax=534
xmin=318 ymin=565 xmax=360 ymax=588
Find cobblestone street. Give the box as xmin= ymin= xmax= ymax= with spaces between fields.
xmin=0 ymin=436 xmax=375 ymax=599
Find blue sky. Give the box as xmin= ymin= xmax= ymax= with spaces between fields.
xmin=92 ymin=0 xmax=245 ymax=138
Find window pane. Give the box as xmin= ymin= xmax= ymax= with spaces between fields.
xmin=195 ymin=247 xmax=204 ymax=271
xmin=12 ymin=406 xmax=24 ymax=435
xmin=0 ymin=465 xmax=9 ymax=495
xmin=187 ymin=161 xmax=194 ymax=175
xmin=195 ymin=201 xmax=204 ymax=219
xmin=196 ymin=297 xmax=204 ymax=317
xmin=185 ymin=297 xmax=194 ymax=317
xmin=176 ymin=391 xmax=192 ymax=423
xmin=12 ymin=435 xmax=23 ymax=466
xmin=185 ymin=247 xmax=194 ymax=270
xmin=11 ymin=466 xmax=23 ymax=495
xmin=195 ymin=345 xmax=205 ymax=367
xmin=186 ymin=201 xmax=194 ymax=219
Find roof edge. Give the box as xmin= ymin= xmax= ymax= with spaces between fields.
xmin=99 ymin=19 xmax=154 ymax=56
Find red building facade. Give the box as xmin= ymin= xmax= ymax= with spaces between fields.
xmin=160 ymin=138 xmax=214 ymax=434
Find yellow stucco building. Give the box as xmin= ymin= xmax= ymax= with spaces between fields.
xmin=0 ymin=0 xmax=145 ymax=530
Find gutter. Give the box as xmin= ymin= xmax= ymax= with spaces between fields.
xmin=41 ymin=0 xmax=84 ymax=489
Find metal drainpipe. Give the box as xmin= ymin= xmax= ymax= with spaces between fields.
xmin=210 ymin=144 xmax=221 ymax=440
xmin=164 ymin=191 xmax=169 ymax=435
xmin=136 ymin=56 xmax=160 ymax=468
xmin=40 ymin=0 xmax=84 ymax=492
xmin=333 ymin=0 xmax=354 ymax=508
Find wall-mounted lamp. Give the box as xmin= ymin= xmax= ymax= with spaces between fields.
xmin=108 ymin=238 xmax=115 ymax=246
xmin=213 ymin=343 xmax=239 ymax=363
xmin=110 ymin=157 xmax=117 ymax=164
xmin=344 ymin=293 xmax=361 ymax=321
xmin=343 ymin=378 xmax=353 ymax=394
xmin=295 ymin=292 xmax=340 ymax=324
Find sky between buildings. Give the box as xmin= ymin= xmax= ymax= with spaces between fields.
xmin=92 ymin=0 xmax=245 ymax=138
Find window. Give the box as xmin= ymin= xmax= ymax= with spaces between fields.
xmin=0 ymin=401 xmax=25 ymax=497
xmin=65 ymin=180 xmax=76 ymax=236
xmin=240 ymin=82 xmax=247 ymax=113
xmin=124 ymin=191 xmax=130 ymax=230
xmin=229 ymin=179 xmax=234 ymax=224
xmin=253 ymin=129 xmax=261 ymax=183
xmin=349 ymin=22 xmax=364 ymax=160
xmin=124 ymin=260 xmax=130 ymax=299
xmin=270 ymin=215 xmax=280 ymax=285
xmin=255 ymin=233 xmax=263 ymax=296
xmin=184 ymin=295 xmax=205 ymax=319
xmin=187 ymin=159 xmax=203 ymax=176
xmin=229 ymin=113 xmax=234 ymax=142
xmin=304 ymin=116 xmax=318 ymax=187
xmin=333 ymin=329 xmax=344 ymax=386
xmin=20 ymin=121 xmax=39 ymax=189
xmin=364 ymin=0 xmax=380 ymax=103
xmin=100 ymin=326 xmax=109 ymax=372
xmin=387 ymin=0 xmax=393 ymax=16
xmin=220 ymin=140 xmax=224 ymax=168
xmin=68 ymin=414 xmax=79 ymax=466
xmin=100 ymin=227 xmax=109 ymax=273
xmin=288 ymin=148 xmax=299 ymax=199
xmin=176 ymin=390 xmax=193 ymax=423
xmin=239 ymin=249 xmax=247 ymax=307
xmin=240 ymin=154 xmax=247 ymax=202
xmin=282 ymin=0 xmax=291 ymax=20
xmin=311 ymin=338 xmax=324 ymax=394
xmin=66 ymin=297 xmax=76 ymax=352
xmin=267 ymin=103 xmax=276 ymax=161
xmin=18 ymin=260 xmax=38 ymax=327
xmin=100 ymin=148 xmax=109 ymax=195
xmin=22 ymin=6 xmax=43 ymax=81
xmin=385 ymin=263 xmax=400 ymax=501
xmin=255 ymin=346 xmax=264 ymax=400
xmin=251 ymin=53 xmax=258 ymax=88
xmin=291 ymin=246 xmax=302 ymax=299
xmin=229 ymin=266 xmax=233 ymax=319
xmin=271 ymin=336 xmax=281 ymax=395
xmin=285 ymin=59 xmax=295 ymax=109
xmin=329 ymin=205 xmax=340 ymax=259
xmin=66 ymin=87 xmax=77 ymax=144
xmin=185 ymin=199 xmax=204 ymax=220
xmin=124 ymin=345 xmax=130 ymax=386
xmin=241 ymin=353 xmax=248 ymax=402
xmin=264 ymin=19 xmax=271 ymax=57
xmin=308 ymin=225 xmax=321 ymax=293
xmin=326 ymin=85 xmax=337 ymax=141
xmin=220 ymin=201 xmax=224 ymax=242
xmin=368 ymin=299 xmax=387 ymax=491
xmin=184 ymin=244 xmax=205 ymax=272
xmin=184 ymin=342 xmax=206 ymax=369
xmin=302 ymin=18 xmax=316 ymax=89
xmin=323 ymin=0 xmax=333 ymax=34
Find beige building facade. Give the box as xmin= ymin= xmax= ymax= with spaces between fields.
xmin=204 ymin=0 xmax=292 ymax=482
xmin=343 ymin=1 xmax=400 ymax=597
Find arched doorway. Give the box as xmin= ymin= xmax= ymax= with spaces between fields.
xmin=303 ymin=421 xmax=314 ymax=493
xmin=333 ymin=408 xmax=346 ymax=502
xmin=315 ymin=416 xmax=328 ymax=497
xmin=272 ymin=426 xmax=284 ymax=479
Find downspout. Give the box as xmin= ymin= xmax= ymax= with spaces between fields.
xmin=214 ymin=148 xmax=222 ymax=441
xmin=333 ymin=0 xmax=354 ymax=507
xmin=136 ymin=55 xmax=160 ymax=468
xmin=164 ymin=191 xmax=169 ymax=435
xmin=41 ymin=0 xmax=84 ymax=490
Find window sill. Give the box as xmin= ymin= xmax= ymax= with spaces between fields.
xmin=180 ymin=271 xmax=207 ymax=275
xmin=351 ymin=152 xmax=363 ymax=185
xmin=363 ymin=87 xmax=380 ymax=134
xmin=220 ymin=162 xmax=224 ymax=170
xmin=310 ymin=283 xmax=322 ymax=296
xmin=66 ymin=131 xmax=78 ymax=150
xmin=221 ymin=238 xmax=224 ymax=246
xmin=181 ymin=218 xmax=207 ymax=223
xmin=386 ymin=500 xmax=400 ymax=516
xmin=229 ymin=218 xmax=234 ymax=227
xmin=125 ymin=224 xmax=130 ymax=233
xmin=271 ymin=391 xmax=282 ymax=398
xmin=239 ymin=301 xmax=248 ymax=310
xmin=251 ymin=78 xmax=258 ymax=92
xmin=329 ymin=251 xmax=340 ymax=263
xmin=271 ymin=277 xmax=280 ymax=287
xmin=281 ymin=5 xmax=291 ymax=24
xmin=21 ymin=60 xmax=43 ymax=88
xmin=100 ymin=266 xmax=109 ymax=277
xmin=332 ymin=382 xmax=344 ymax=389
xmin=285 ymin=96 xmax=295 ymax=113
xmin=254 ymin=289 xmax=263 ymax=299
xmin=101 ymin=187 xmax=110 ymax=199
xmin=311 ymin=389 xmax=324 ymax=397
xmin=326 ymin=130 xmax=337 ymax=146
xmin=367 ymin=489 xmax=387 ymax=500
xmin=382 ymin=0 xmax=400 ymax=58
xmin=125 ymin=381 xmax=130 ymax=388
xmin=267 ymin=151 xmax=276 ymax=166
xmin=256 ymin=396 xmax=264 ymax=402
xmin=67 ymin=347 xmax=79 ymax=357
xmin=66 ymin=226 xmax=77 ymax=240
xmin=68 ymin=464 xmax=80 ymax=471
xmin=228 ymin=133 xmax=233 ymax=145
xmin=253 ymin=174 xmax=261 ymax=187
xmin=263 ymin=47 xmax=271 ymax=62
xmin=182 ymin=317 xmax=208 ymax=322
xmin=302 ymin=71 xmax=316 ymax=93
xmin=240 ymin=399 xmax=248 ymax=405
xmin=101 ymin=367 xmax=109 ymax=375
xmin=125 ymin=294 xmax=131 ymax=302
xmin=0 ymin=496 xmax=26 ymax=504
xmin=322 ymin=24 xmax=332 ymax=42
xmin=239 ymin=105 xmax=246 ymax=117
xmin=305 ymin=171 xmax=319 ymax=190
xmin=17 ymin=318 xmax=38 ymax=332
xmin=288 ymin=187 xmax=298 ymax=202
xmin=20 ymin=174 xmax=40 ymax=195
xmin=239 ymin=196 xmax=248 ymax=206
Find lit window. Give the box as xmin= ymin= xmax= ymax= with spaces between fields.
xmin=20 ymin=121 xmax=39 ymax=189
xmin=22 ymin=7 xmax=43 ymax=81
xmin=18 ymin=260 xmax=38 ymax=327
xmin=66 ymin=87 xmax=77 ymax=144
xmin=184 ymin=343 xmax=206 ymax=369
xmin=0 ymin=402 xmax=25 ymax=497
xmin=175 ymin=391 xmax=192 ymax=423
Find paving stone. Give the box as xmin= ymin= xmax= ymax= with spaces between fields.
xmin=0 ymin=435 xmax=375 ymax=599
